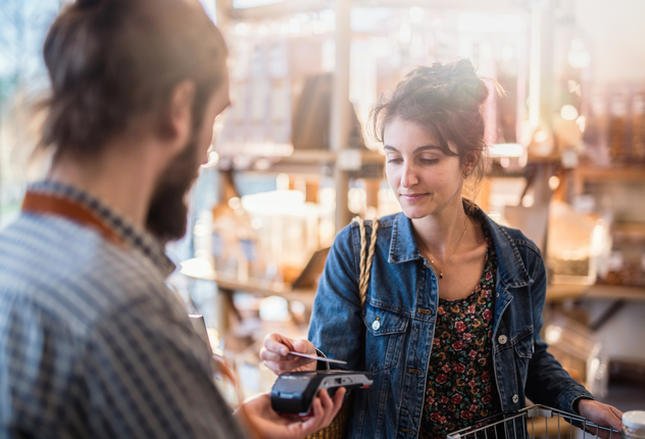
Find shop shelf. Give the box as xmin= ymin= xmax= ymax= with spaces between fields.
xmin=547 ymin=283 xmax=645 ymax=303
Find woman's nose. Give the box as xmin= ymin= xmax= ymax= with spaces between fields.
xmin=400 ymin=162 xmax=418 ymax=187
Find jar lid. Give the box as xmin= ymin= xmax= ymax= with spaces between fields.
xmin=623 ymin=411 xmax=645 ymax=430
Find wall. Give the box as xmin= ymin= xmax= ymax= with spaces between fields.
xmin=575 ymin=0 xmax=645 ymax=85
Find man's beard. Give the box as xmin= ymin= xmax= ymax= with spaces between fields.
xmin=146 ymin=135 xmax=201 ymax=243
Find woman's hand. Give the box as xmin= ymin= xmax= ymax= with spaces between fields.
xmin=260 ymin=333 xmax=317 ymax=375
xmin=578 ymin=399 xmax=623 ymax=439
xmin=235 ymin=388 xmax=346 ymax=439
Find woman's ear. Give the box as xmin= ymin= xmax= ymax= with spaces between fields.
xmin=462 ymin=151 xmax=478 ymax=177
xmin=159 ymin=80 xmax=195 ymax=151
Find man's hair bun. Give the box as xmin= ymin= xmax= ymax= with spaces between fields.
xmin=76 ymin=0 xmax=102 ymax=8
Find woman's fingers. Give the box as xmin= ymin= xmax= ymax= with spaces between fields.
xmin=262 ymin=333 xmax=293 ymax=355
xmin=292 ymin=339 xmax=315 ymax=354
xmin=260 ymin=333 xmax=318 ymax=374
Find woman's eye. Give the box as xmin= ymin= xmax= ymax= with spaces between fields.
xmin=386 ymin=157 xmax=402 ymax=164
xmin=420 ymin=157 xmax=439 ymax=165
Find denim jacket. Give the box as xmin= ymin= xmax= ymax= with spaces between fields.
xmin=308 ymin=204 xmax=592 ymax=438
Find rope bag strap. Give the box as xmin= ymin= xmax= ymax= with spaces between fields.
xmin=353 ymin=216 xmax=379 ymax=306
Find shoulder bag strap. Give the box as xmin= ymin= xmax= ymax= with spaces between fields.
xmin=353 ymin=217 xmax=379 ymax=307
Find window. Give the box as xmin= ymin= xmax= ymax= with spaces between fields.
xmin=0 ymin=1 xmax=61 ymax=226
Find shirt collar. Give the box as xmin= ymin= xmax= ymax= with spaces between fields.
xmin=25 ymin=180 xmax=175 ymax=277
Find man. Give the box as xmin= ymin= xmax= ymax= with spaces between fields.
xmin=0 ymin=0 xmax=344 ymax=437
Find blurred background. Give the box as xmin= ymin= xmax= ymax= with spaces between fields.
xmin=1 ymin=0 xmax=643 ymax=412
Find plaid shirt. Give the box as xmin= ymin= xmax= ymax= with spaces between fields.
xmin=0 ymin=181 xmax=246 ymax=438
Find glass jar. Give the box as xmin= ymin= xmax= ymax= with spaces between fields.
xmin=623 ymin=410 xmax=645 ymax=439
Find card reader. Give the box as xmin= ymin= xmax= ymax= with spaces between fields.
xmin=270 ymin=370 xmax=373 ymax=415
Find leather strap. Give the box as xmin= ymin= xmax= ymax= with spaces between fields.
xmin=22 ymin=190 xmax=122 ymax=245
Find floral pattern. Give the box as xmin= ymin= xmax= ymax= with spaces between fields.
xmin=420 ymin=227 xmax=499 ymax=438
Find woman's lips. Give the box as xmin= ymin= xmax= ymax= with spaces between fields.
xmin=400 ymin=192 xmax=430 ymax=202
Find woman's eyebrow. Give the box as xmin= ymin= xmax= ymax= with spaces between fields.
xmin=414 ymin=145 xmax=442 ymax=152
xmin=383 ymin=144 xmax=441 ymax=153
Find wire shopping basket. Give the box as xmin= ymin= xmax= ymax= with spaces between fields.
xmin=447 ymin=404 xmax=621 ymax=439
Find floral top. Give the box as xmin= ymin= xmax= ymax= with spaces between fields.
xmin=420 ymin=227 xmax=500 ymax=438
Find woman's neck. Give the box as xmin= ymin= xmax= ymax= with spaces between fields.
xmin=412 ymin=201 xmax=472 ymax=259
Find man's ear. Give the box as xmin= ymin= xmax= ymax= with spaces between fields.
xmin=159 ymin=80 xmax=196 ymax=151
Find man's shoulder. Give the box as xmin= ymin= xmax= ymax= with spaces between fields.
xmin=0 ymin=214 xmax=170 ymax=330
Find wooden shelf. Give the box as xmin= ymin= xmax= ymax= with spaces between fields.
xmin=180 ymin=257 xmax=315 ymax=305
xmin=213 ymin=148 xmax=384 ymax=177
xmin=547 ymin=283 xmax=645 ymax=302
xmin=572 ymin=165 xmax=645 ymax=194
xmin=226 ymin=0 xmax=331 ymax=21
xmin=223 ymin=0 xmax=526 ymax=21
xmin=613 ymin=222 xmax=645 ymax=240
xmin=181 ymin=261 xmax=645 ymax=305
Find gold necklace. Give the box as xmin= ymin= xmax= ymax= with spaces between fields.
xmin=422 ymin=216 xmax=469 ymax=280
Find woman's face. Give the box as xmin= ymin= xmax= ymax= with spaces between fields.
xmin=384 ymin=117 xmax=465 ymax=219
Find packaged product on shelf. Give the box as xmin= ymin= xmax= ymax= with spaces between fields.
xmin=599 ymin=224 xmax=645 ymax=287
xmin=235 ymin=210 xmax=261 ymax=282
xmin=290 ymin=72 xmax=366 ymax=151
xmin=211 ymin=198 xmax=242 ymax=278
xmin=581 ymin=90 xmax=610 ymax=166
xmin=631 ymin=91 xmax=645 ymax=161
xmin=544 ymin=314 xmax=607 ymax=396
xmin=608 ymin=91 xmax=628 ymax=163
xmin=547 ymin=201 xmax=611 ymax=285
xmin=241 ymin=190 xmax=327 ymax=285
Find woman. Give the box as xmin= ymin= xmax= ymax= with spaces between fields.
xmin=261 ymin=60 xmax=622 ymax=438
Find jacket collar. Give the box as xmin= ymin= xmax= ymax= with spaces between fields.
xmin=387 ymin=200 xmax=532 ymax=289
xmin=387 ymin=213 xmax=420 ymax=264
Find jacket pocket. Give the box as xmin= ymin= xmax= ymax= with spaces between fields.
xmin=362 ymin=301 xmax=409 ymax=372
xmin=512 ymin=326 xmax=534 ymax=390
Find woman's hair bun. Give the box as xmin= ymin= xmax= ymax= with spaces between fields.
xmin=405 ymin=59 xmax=488 ymax=110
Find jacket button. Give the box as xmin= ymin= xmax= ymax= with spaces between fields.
xmin=498 ymin=335 xmax=508 ymax=345
xmin=512 ymin=394 xmax=519 ymax=403
xmin=372 ymin=320 xmax=381 ymax=331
